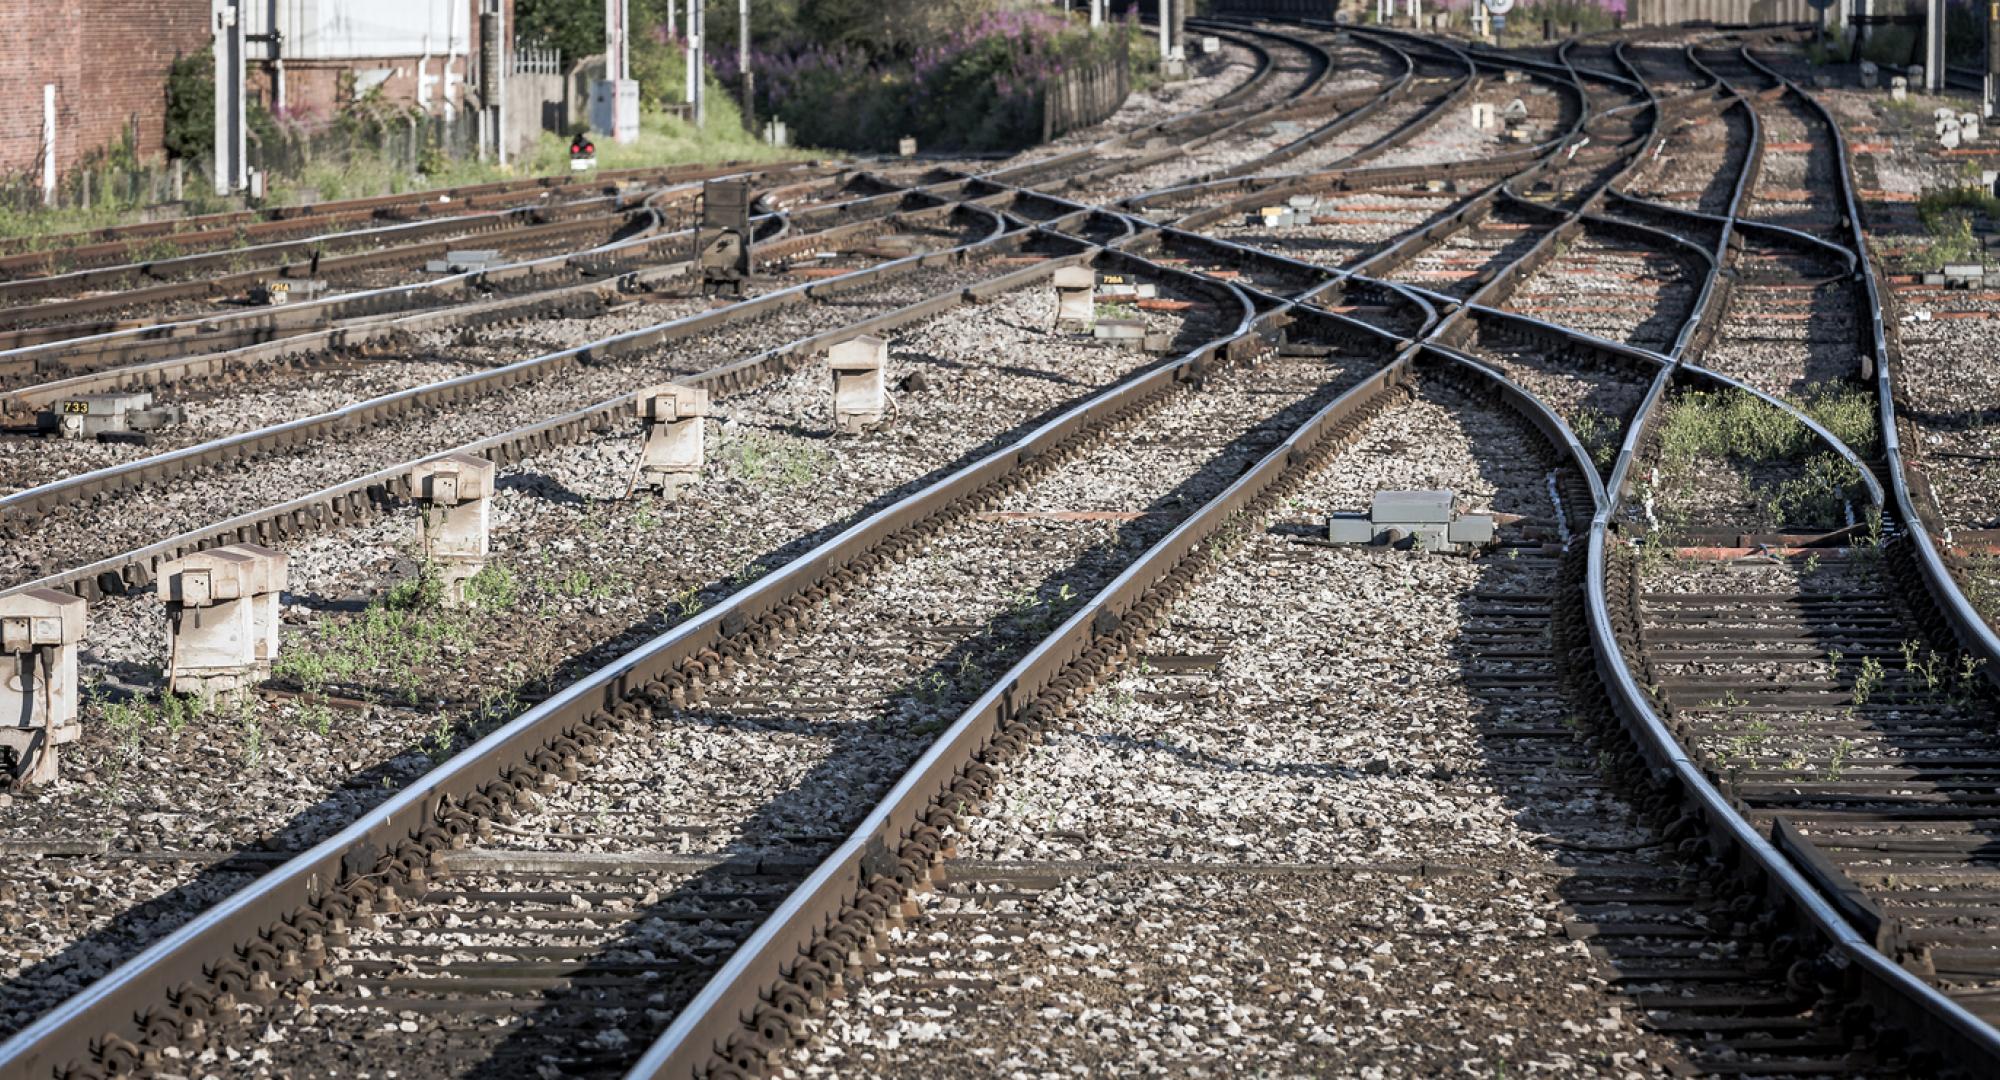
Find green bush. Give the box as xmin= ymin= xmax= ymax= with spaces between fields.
xmin=1860 ymin=26 xmax=1918 ymax=68
xmin=750 ymin=12 xmax=1148 ymax=153
xmin=164 ymin=48 xmax=214 ymax=160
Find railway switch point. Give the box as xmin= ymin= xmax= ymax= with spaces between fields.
xmin=0 ymin=588 xmax=86 ymax=786
xmin=409 ymin=454 xmax=498 ymax=603
xmin=159 ymin=545 xmax=284 ymax=700
xmin=43 ymin=391 xmax=184 ymax=440
xmin=1326 ymin=491 xmax=1496 ymax=551
xmin=830 ymin=336 xmax=890 ymax=434
xmin=1054 ymin=266 xmax=1097 ymax=329
xmin=630 ymin=384 xmax=711 ymax=499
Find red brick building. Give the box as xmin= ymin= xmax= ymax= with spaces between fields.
xmin=0 ymin=0 xmax=516 ymax=184
xmin=0 ymin=1 xmax=211 ymax=179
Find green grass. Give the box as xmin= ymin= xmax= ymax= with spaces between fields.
xmin=1652 ymin=388 xmax=1868 ymax=531
xmin=274 ymin=562 xmax=517 ymax=710
xmin=1903 ymin=185 xmax=2000 ymax=273
xmin=723 ymin=429 xmax=832 ymax=490
xmin=1658 ymin=388 xmax=1819 ymax=464
xmin=1795 ymin=385 xmax=1881 ymax=459
xmin=1569 ymin=405 xmax=1620 ymax=470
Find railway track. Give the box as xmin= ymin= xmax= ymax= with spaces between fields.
xmin=0 ymin=179 xmax=965 ymax=400
xmin=776 ymin=356 xmax=1898 ymax=1079
xmin=0 ymin=170 xmax=830 ymax=358
xmin=0 ymin=163 xmax=797 ymax=281
xmin=7 ymin=12 xmax=2000 ymax=1079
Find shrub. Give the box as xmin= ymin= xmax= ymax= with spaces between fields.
xmin=726 ymin=9 xmax=1146 ymax=153
xmin=1860 ymin=25 xmax=1918 ymax=68
xmin=164 ymin=48 xmax=214 ymax=160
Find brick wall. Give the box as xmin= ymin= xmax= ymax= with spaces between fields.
xmin=251 ymin=54 xmax=477 ymax=124
xmin=0 ymin=0 xmax=522 ymax=184
xmin=0 ymin=1 xmax=210 ymax=179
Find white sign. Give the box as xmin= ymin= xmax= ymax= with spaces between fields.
xmin=1485 ymin=0 xmax=1515 ymax=14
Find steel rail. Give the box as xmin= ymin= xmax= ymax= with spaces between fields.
xmin=0 ymin=172 xmax=958 ymax=390
xmin=0 ymin=166 xmax=869 ymax=348
xmin=0 ymin=25 xmax=1360 ymax=408
xmin=8 ymin=25 xmax=1311 ymax=387
xmin=0 ymin=199 xmax=1153 ymax=609
xmin=0 ymin=160 xmax=811 ymax=276
xmin=0 ymin=182 xmax=959 ymax=413
xmin=1179 ymin=46 xmax=1956 ymax=1062
xmin=1195 ymin=23 xmax=1445 ymax=182
xmin=1130 ymin=33 xmax=1588 ymax=285
xmin=1565 ymin=30 xmax=2000 ymax=1070
xmin=0 ymin=213 xmax=1272 ymax=1080
xmin=0 ymin=199 xmax=1011 ymax=543
xmin=637 ymin=335 xmax=1423 ymax=1080
xmin=976 ymin=26 xmax=1288 ymax=191
xmin=1172 ymin=15 xmax=2000 ymax=1070
xmin=0 ymin=199 xmax=1004 ymax=528
xmin=1751 ymin=45 xmax=2000 ymax=680
xmin=0 ymin=218 xmax=1129 ymax=611
xmin=0 ymin=207 xmax=657 ymax=344
xmin=0 ymin=33 xmax=1336 ymax=584
xmin=0 ymin=191 xmax=653 ymax=309
xmin=634 ymin=25 xmax=1711 ymax=1076
xmin=0 ymin=145 xmax=1328 ymax=523
xmin=0 ymin=21 xmax=1362 ymax=1072
xmin=974 ymin=20 xmax=1417 ymax=209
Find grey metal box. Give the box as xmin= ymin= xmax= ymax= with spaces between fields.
xmin=1327 ymin=513 xmax=1375 ymax=544
xmin=1372 ymin=490 xmax=1453 ymax=525
xmin=1448 ymin=514 xmax=1496 ymax=546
